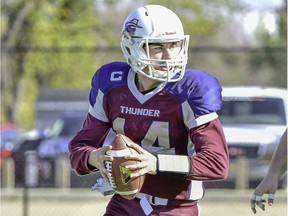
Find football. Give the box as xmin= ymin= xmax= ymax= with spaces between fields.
xmin=105 ymin=134 xmax=145 ymax=200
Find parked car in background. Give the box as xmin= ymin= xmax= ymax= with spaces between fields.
xmin=35 ymin=111 xmax=87 ymax=187
xmin=38 ymin=111 xmax=87 ymax=158
xmin=10 ymin=111 xmax=115 ymax=188
xmin=11 ymin=111 xmax=86 ymax=187
xmin=11 ymin=128 xmax=49 ymax=187
xmin=217 ymin=86 xmax=287 ymax=188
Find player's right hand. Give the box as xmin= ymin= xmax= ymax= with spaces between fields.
xmin=124 ymin=142 xmax=157 ymax=177
xmin=88 ymin=146 xmax=113 ymax=182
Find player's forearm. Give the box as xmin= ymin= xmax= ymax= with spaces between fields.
xmin=69 ymin=146 xmax=95 ymax=175
xmin=156 ymin=150 xmax=228 ymax=180
xmin=267 ymin=129 xmax=287 ymax=178
xmin=189 ymin=118 xmax=229 ymax=180
xmin=68 ymin=113 xmax=111 ymax=175
xmin=69 ymin=133 xmax=100 ymax=175
xmin=156 ymin=119 xmax=229 ymax=180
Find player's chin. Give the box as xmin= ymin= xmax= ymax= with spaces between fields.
xmin=155 ymin=66 xmax=168 ymax=71
xmin=156 ymin=66 xmax=175 ymax=72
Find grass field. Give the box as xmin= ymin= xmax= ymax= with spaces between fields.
xmin=1 ymin=188 xmax=286 ymax=216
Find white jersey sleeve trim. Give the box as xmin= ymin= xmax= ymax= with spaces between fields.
xmin=88 ymin=89 xmax=109 ymax=122
xmin=181 ymin=100 xmax=218 ymax=129
xmin=187 ymin=180 xmax=204 ymax=200
xmin=194 ymin=112 xmax=218 ymax=126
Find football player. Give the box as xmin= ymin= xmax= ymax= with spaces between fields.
xmin=69 ymin=4 xmax=229 ymax=216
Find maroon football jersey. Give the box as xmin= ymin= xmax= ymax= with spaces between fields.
xmin=69 ymin=62 xmax=228 ymax=200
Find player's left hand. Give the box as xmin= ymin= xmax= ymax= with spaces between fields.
xmin=124 ymin=142 xmax=157 ymax=178
xmin=251 ymin=194 xmax=267 ymax=214
xmin=250 ymin=175 xmax=277 ymax=214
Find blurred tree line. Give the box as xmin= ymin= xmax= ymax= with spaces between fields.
xmin=1 ymin=0 xmax=287 ymax=128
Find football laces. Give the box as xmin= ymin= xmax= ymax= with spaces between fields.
xmin=105 ymin=161 xmax=116 ymax=189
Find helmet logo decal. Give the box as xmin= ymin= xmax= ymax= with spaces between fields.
xmin=124 ymin=18 xmax=142 ymax=37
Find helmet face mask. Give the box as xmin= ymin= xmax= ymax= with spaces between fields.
xmin=121 ymin=5 xmax=189 ymax=82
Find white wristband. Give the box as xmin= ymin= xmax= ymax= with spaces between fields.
xmin=157 ymin=154 xmax=191 ymax=177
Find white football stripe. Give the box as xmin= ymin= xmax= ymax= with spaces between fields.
xmin=106 ymin=148 xmax=131 ymax=157
xmin=115 ymin=189 xmax=138 ymax=195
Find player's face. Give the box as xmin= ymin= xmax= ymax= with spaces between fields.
xmin=147 ymin=42 xmax=182 ymax=71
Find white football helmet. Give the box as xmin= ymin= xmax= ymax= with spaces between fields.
xmin=120 ymin=5 xmax=189 ymax=82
